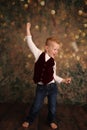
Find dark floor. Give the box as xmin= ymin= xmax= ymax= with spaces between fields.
xmin=0 ymin=103 xmax=87 ymax=130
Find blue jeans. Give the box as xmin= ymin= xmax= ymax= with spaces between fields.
xmin=25 ymin=83 xmax=58 ymax=124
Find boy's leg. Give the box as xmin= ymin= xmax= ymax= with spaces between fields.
xmin=22 ymin=84 xmax=46 ymax=128
xmin=47 ymin=83 xmax=58 ymax=129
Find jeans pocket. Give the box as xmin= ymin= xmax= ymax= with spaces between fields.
xmin=51 ymin=83 xmax=58 ymax=93
xmin=37 ymin=84 xmax=44 ymax=91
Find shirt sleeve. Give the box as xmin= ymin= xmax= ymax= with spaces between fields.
xmin=26 ymin=36 xmax=42 ymax=61
xmin=53 ymin=62 xmax=63 ymax=83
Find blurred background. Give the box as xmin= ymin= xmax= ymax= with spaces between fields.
xmin=0 ymin=0 xmax=87 ymax=104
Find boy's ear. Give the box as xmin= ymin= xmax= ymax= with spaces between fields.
xmin=45 ymin=45 xmax=48 ymax=51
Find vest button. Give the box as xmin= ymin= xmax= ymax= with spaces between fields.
xmin=40 ymin=78 xmax=42 ymax=81
xmin=44 ymin=63 xmax=46 ymax=67
xmin=41 ymin=73 xmax=43 ymax=76
xmin=42 ymin=68 xmax=45 ymax=71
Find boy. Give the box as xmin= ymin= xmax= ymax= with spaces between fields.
xmin=22 ymin=23 xmax=71 ymax=129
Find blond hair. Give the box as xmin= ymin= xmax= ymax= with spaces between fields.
xmin=45 ymin=37 xmax=60 ymax=46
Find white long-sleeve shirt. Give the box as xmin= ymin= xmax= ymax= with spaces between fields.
xmin=26 ymin=36 xmax=63 ymax=84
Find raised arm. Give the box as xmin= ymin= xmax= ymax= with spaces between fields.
xmin=26 ymin=23 xmax=42 ymax=61
xmin=26 ymin=22 xmax=31 ymax=36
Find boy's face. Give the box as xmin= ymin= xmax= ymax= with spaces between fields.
xmin=45 ymin=41 xmax=60 ymax=59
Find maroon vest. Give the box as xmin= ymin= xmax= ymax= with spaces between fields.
xmin=33 ymin=52 xmax=54 ymax=84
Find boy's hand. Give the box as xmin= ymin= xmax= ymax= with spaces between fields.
xmin=26 ymin=22 xmax=31 ymax=36
xmin=62 ymin=77 xmax=71 ymax=84
xmin=27 ymin=22 xmax=31 ymax=30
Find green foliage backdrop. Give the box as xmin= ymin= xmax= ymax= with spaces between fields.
xmin=0 ymin=0 xmax=87 ymax=104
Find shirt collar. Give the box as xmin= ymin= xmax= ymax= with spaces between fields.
xmin=45 ymin=53 xmax=51 ymax=61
